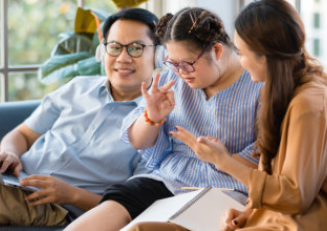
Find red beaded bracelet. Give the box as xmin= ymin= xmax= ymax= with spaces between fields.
xmin=144 ymin=108 xmax=166 ymax=126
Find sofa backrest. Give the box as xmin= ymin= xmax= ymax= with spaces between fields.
xmin=0 ymin=100 xmax=40 ymax=140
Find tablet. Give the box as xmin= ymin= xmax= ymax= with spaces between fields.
xmin=0 ymin=171 xmax=38 ymax=191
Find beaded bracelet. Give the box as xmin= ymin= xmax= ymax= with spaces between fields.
xmin=144 ymin=108 xmax=166 ymax=126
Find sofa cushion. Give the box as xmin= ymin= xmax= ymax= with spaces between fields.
xmin=0 ymin=100 xmax=40 ymax=140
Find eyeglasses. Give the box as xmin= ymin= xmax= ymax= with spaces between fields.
xmin=104 ymin=42 xmax=155 ymax=58
xmin=164 ymin=47 xmax=208 ymax=73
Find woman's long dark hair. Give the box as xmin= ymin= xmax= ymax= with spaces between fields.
xmin=235 ymin=0 xmax=327 ymax=174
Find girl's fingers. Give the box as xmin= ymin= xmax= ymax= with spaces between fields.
xmin=197 ymin=136 xmax=212 ymax=145
xmin=151 ymin=73 xmax=160 ymax=92
xmin=141 ymin=82 xmax=151 ymax=100
xmin=165 ymin=91 xmax=175 ymax=108
xmin=170 ymin=126 xmax=196 ymax=148
xmin=159 ymin=80 xmax=175 ymax=92
xmin=205 ymin=136 xmax=218 ymax=142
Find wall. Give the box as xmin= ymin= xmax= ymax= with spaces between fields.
xmin=142 ymin=0 xmax=239 ymax=39
xmin=196 ymin=0 xmax=239 ymax=39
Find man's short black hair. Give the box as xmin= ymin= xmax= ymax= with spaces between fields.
xmin=103 ymin=8 xmax=160 ymax=44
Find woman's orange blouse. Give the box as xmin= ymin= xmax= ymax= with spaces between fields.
xmin=245 ymin=79 xmax=327 ymax=231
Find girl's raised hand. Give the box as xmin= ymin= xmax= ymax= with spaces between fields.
xmin=141 ymin=73 xmax=175 ymax=123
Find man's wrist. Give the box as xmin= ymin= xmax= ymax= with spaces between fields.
xmin=1 ymin=150 xmax=19 ymax=157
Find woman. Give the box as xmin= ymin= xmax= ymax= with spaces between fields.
xmin=128 ymin=0 xmax=327 ymax=230
xmin=65 ymin=7 xmax=263 ymax=231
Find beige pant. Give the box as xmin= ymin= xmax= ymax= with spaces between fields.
xmin=0 ymin=184 xmax=68 ymax=226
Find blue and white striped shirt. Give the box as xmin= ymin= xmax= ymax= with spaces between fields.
xmin=121 ymin=69 xmax=264 ymax=195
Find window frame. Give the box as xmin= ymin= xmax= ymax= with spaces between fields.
xmin=0 ymin=0 xmax=84 ymax=103
xmin=0 ymin=0 xmax=41 ymax=102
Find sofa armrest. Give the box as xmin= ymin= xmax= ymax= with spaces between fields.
xmin=0 ymin=100 xmax=68 ymax=230
xmin=0 ymin=100 xmax=40 ymax=141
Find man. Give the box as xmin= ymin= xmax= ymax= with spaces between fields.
xmin=0 ymin=8 xmax=161 ymax=226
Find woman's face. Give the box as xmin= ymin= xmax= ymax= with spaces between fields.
xmin=234 ymin=31 xmax=267 ymax=82
xmin=165 ymin=41 xmax=220 ymax=89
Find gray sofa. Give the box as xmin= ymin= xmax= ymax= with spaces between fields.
xmin=0 ymin=100 xmax=65 ymax=231
xmin=0 ymin=100 xmax=40 ymax=140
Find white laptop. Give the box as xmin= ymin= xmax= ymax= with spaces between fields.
xmin=0 ymin=171 xmax=38 ymax=191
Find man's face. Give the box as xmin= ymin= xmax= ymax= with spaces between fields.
xmin=104 ymin=20 xmax=155 ymax=101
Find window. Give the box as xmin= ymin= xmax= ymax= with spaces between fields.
xmin=8 ymin=1 xmax=77 ymax=66
xmin=301 ymin=0 xmax=326 ymax=68
xmin=0 ymin=0 xmax=77 ymax=102
xmin=241 ymin=0 xmax=326 ymax=69
xmin=0 ymin=0 xmax=115 ymax=102
xmin=8 ymin=72 xmax=67 ymax=101
xmin=313 ymin=38 xmax=321 ymax=56
xmin=313 ymin=13 xmax=320 ymax=28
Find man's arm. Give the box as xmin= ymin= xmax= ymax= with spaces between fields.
xmin=69 ymin=186 xmax=102 ymax=211
xmin=2 ymin=124 xmax=101 ymax=211
xmin=0 ymin=123 xmax=41 ymax=175
xmin=20 ymin=175 xmax=101 ymax=211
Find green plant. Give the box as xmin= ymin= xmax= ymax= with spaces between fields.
xmin=38 ymin=7 xmax=110 ymax=85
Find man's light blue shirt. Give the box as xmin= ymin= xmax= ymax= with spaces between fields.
xmin=22 ymin=76 xmax=150 ymax=195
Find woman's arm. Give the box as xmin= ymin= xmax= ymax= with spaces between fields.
xmin=172 ymin=100 xmax=327 ymax=214
xmin=247 ymin=108 xmax=327 ymax=214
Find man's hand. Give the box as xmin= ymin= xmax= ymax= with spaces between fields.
xmin=0 ymin=150 xmax=22 ymax=177
xmin=20 ymin=175 xmax=76 ymax=206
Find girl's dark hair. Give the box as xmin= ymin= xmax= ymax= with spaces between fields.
xmin=156 ymin=7 xmax=232 ymax=50
xmin=103 ymin=8 xmax=160 ymax=44
xmin=235 ymin=0 xmax=327 ymax=174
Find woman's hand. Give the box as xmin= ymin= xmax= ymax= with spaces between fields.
xmin=170 ymin=126 xmax=230 ymax=168
xmin=141 ymin=73 xmax=175 ymax=123
xmin=220 ymin=208 xmax=252 ymax=231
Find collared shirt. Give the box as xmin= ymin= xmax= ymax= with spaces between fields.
xmin=121 ymin=69 xmax=264 ymax=195
xmin=22 ymin=76 xmax=150 ymax=194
